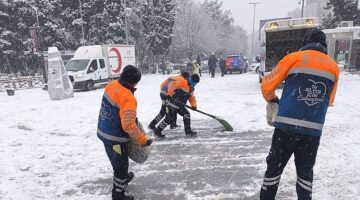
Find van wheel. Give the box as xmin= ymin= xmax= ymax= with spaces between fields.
xmin=85 ymin=80 xmax=94 ymax=91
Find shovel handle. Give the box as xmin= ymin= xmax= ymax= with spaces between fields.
xmin=170 ymin=97 xmax=215 ymax=118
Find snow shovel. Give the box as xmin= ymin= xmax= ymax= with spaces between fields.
xmin=169 ymin=98 xmax=233 ymax=131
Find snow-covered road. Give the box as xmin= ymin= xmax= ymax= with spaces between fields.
xmin=1 ymin=71 xmax=359 ymax=199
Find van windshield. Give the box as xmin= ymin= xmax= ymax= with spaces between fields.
xmin=65 ymin=59 xmax=90 ymax=71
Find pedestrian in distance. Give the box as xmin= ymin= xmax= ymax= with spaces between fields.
xmin=219 ymin=57 xmax=226 ymax=77
xmin=196 ymin=55 xmax=202 ymax=77
xmin=208 ymin=54 xmax=218 ymax=78
xmin=191 ymin=59 xmax=201 ymax=77
xmin=153 ymin=73 xmax=200 ymax=138
xmin=148 ymin=73 xmax=191 ymax=132
xmin=260 ymin=29 xmax=339 ymax=200
xmin=97 ymin=65 xmax=153 ymax=200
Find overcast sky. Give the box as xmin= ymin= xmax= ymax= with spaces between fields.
xmin=199 ymin=0 xmax=301 ymax=34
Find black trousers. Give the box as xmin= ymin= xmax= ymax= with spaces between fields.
xmin=210 ymin=67 xmax=215 ymax=77
xmin=220 ymin=67 xmax=225 ymax=76
xmin=260 ymin=128 xmax=320 ymax=200
xmin=149 ymin=93 xmax=177 ymax=127
xmin=157 ymin=101 xmax=191 ymax=133
xmin=104 ymin=142 xmax=129 ymax=194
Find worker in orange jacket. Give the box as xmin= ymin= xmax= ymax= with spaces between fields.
xmin=260 ymin=29 xmax=339 ymax=200
xmin=97 ymin=65 xmax=153 ymax=200
xmin=148 ymin=72 xmax=190 ymax=131
xmin=153 ymin=73 xmax=200 ymax=138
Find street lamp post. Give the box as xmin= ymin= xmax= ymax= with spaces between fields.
xmin=249 ymin=2 xmax=261 ymax=62
xmin=124 ymin=0 xmax=132 ymax=45
xmin=301 ymin=0 xmax=305 ymax=18
xmin=32 ymin=6 xmax=40 ymax=27
xmin=78 ymin=0 xmax=85 ymax=45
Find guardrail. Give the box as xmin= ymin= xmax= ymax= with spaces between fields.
xmin=0 ymin=76 xmax=44 ymax=92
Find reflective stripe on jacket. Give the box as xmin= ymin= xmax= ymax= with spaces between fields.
xmin=97 ymin=80 xmax=147 ymax=145
xmin=261 ymin=50 xmax=339 ymax=136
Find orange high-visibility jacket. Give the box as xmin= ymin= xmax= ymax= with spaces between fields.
xmin=261 ymin=49 xmax=339 ymax=136
xmin=97 ymin=80 xmax=147 ymax=145
xmin=160 ymin=76 xmax=177 ymax=95
xmin=166 ymin=75 xmax=197 ymax=108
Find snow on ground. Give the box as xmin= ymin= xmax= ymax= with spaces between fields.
xmin=1 ymin=71 xmax=359 ymax=200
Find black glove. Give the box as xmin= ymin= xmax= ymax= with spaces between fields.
xmin=143 ymin=139 xmax=153 ymax=147
xmin=191 ymin=106 xmax=197 ymax=110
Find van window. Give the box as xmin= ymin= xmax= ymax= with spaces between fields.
xmin=87 ymin=60 xmax=98 ymax=73
xmin=99 ymin=59 xmax=105 ymax=69
xmin=65 ymin=59 xmax=90 ymax=72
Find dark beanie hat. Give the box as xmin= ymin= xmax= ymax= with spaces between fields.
xmin=191 ymin=74 xmax=200 ymax=83
xmin=303 ymin=29 xmax=327 ymax=47
xmin=181 ymin=71 xmax=190 ymax=79
xmin=120 ymin=65 xmax=141 ymax=84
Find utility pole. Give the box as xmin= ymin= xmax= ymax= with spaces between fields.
xmin=249 ymin=2 xmax=261 ymax=62
xmin=301 ymin=0 xmax=305 ymax=18
xmin=79 ymin=0 xmax=85 ymax=45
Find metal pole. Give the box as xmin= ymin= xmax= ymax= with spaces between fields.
xmin=249 ymin=2 xmax=261 ymax=62
xmin=301 ymin=0 xmax=305 ymax=18
xmin=79 ymin=0 xmax=85 ymax=45
xmin=31 ymin=6 xmax=47 ymax=87
xmin=124 ymin=0 xmax=129 ymax=45
xmin=34 ymin=8 xmax=39 ymax=27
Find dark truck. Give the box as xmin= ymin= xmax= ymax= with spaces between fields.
xmin=259 ymin=17 xmax=320 ymax=83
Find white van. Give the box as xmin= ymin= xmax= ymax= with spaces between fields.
xmin=65 ymin=45 xmax=135 ymax=90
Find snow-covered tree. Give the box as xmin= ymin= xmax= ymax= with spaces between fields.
xmin=142 ymin=0 xmax=175 ymax=57
xmin=30 ymin=0 xmax=69 ymax=49
xmin=170 ymin=0 xmax=211 ymax=60
xmin=0 ymin=1 xmax=13 ymax=73
xmin=322 ymin=0 xmax=360 ymax=28
xmin=0 ymin=1 xmax=39 ymax=74
xmin=169 ymin=0 xmax=248 ymax=62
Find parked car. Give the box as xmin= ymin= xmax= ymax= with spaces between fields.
xmin=249 ymin=62 xmax=260 ymax=73
xmin=249 ymin=56 xmax=261 ymax=73
xmin=225 ymin=54 xmax=247 ymax=74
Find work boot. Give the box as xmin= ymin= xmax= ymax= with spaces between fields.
xmin=170 ymin=124 xmax=181 ymax=129
xmin=112 ymin=189 xmax=134 ymax=200
xmin=185 ymin=130 xmax=197 ymax=137
xmin=148 ymin=124 xmax=156 ymax=131
xmin=154 ymin=129 xmax=166 ymax=138
xmin=125 ymin=172 xmax=134 ymax=184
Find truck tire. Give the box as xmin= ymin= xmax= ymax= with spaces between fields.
xmin=85 ymin=80 xmax=94 ymax=91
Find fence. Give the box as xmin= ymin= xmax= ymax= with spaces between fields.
xmin=0 ymin=76 xmax=44 ymax=92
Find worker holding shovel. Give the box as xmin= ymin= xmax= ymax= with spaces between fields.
xmin=153 ymin=73 xmax=200 ymax=138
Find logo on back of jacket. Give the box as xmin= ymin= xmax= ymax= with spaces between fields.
xmin=297 ymin=79 xmax=327 ymax=106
